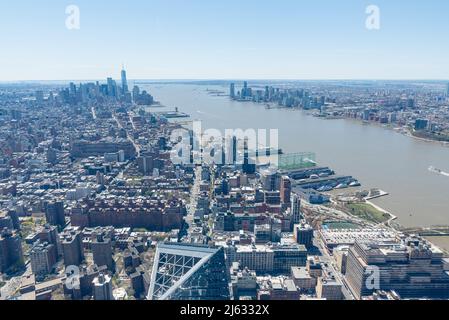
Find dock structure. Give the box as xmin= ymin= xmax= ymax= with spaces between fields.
xmin=401 ymin=226 xmax=449 ymax=237
xmin=292 ymin=175 xmax=355 ymax=190
xmin=280 ymin=166 xmax=334 ymax=180
xmin=154 ymin=111 xmax=190 ymax=119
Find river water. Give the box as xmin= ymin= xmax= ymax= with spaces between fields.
xmin=142 ymin=84 xmax=449 ymax=228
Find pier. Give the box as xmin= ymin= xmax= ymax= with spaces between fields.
xmin=401 ymin=226 xmax=449 ymax=237
xmin=293 ymin=175 xmax=356 ymax=191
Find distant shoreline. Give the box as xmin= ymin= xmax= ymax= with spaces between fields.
xmin=311 ymin=112 xmax=449 ymax=147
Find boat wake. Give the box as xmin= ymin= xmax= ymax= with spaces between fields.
xmin=429 ymin=166 xmax=449 ymax=177
xmin=196 ymin=110 xmax=220 ymax=118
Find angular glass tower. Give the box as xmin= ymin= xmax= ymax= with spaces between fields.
xmin=147 ymin=243 xmax=231 ymax=300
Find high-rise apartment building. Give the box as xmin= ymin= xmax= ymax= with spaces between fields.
xmin=60 ymin=228 xmax=84 ymax=267
xmin=291 ymin=193 xmax=302 ymax=225
xmin=280 ymin=176 xmax=292 ymax=205
xmin=295 ymin=222 xmax=314 ymax=250
xmin=30 ymin=241 xmax=57 ymax=276
xmin=93 ymin=273 xmax=114 ymax=300
xmin=91 ymin=232 xmax=114 ymax=271
xmin=45 ymin=201 xmax=66 ymax=228
xmin=0 ymin=229 xmax=24 ymax=273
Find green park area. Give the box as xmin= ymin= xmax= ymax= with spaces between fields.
xmin=412 ymin=130 xmax=449 ymax=143
xmin=346 ymin=203 xmax=391 ymax=224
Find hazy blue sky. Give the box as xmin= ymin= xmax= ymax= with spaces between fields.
xmin=1 ymin=0 xmax=449 ymax=80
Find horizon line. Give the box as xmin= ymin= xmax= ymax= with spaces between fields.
xmin=1 ymin=78 xmax=449 ymax=83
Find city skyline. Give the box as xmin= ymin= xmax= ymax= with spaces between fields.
xmin=2 ymin=0 xmax=449 ymax=306
xmin=2 ymin=64 xmax=449 ymax=303
xmin=1 ymin=0 xmax=449 ymax=81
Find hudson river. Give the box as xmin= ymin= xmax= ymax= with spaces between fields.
xmin=143 ymin=84 xmax=449 ymax=229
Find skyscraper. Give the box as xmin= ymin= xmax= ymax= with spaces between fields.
xmin=224 ymin=135 xmax=238 ymax=165
xmin=291 ymin=193 xmax=302 ymax=225
xmin=230 ymin=83 xmax=235 ymax=99
xmin=132 ymin=85 xmax=140 ymax=102
xmin=264 ymin=86 xmax=270 ymax=101
xmin=107 ymin=77 xmax=117 ymax=98
xmin=121 ymin=66 xmax=128 ymax=94
xmin=280 ymin=176 xmax=292 ymax=205
xmin=147 ymin=243 xmax=230 ymax=300
xmin=242 ymin=138 xmax=256 ymax=175
xmin=241 ymin=81 xmax=248 ymax=98
xmin=232 ymin=136 xmax=237 ymax=164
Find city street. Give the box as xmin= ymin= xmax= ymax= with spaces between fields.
xmin=314 ymin=237 xmax=355 ymax=301
xmin=185 ymin=165 xmax=203 ymax=237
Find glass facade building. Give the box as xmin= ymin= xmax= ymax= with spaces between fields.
xmin=147 ymin=243 xmax=230 ymax=300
